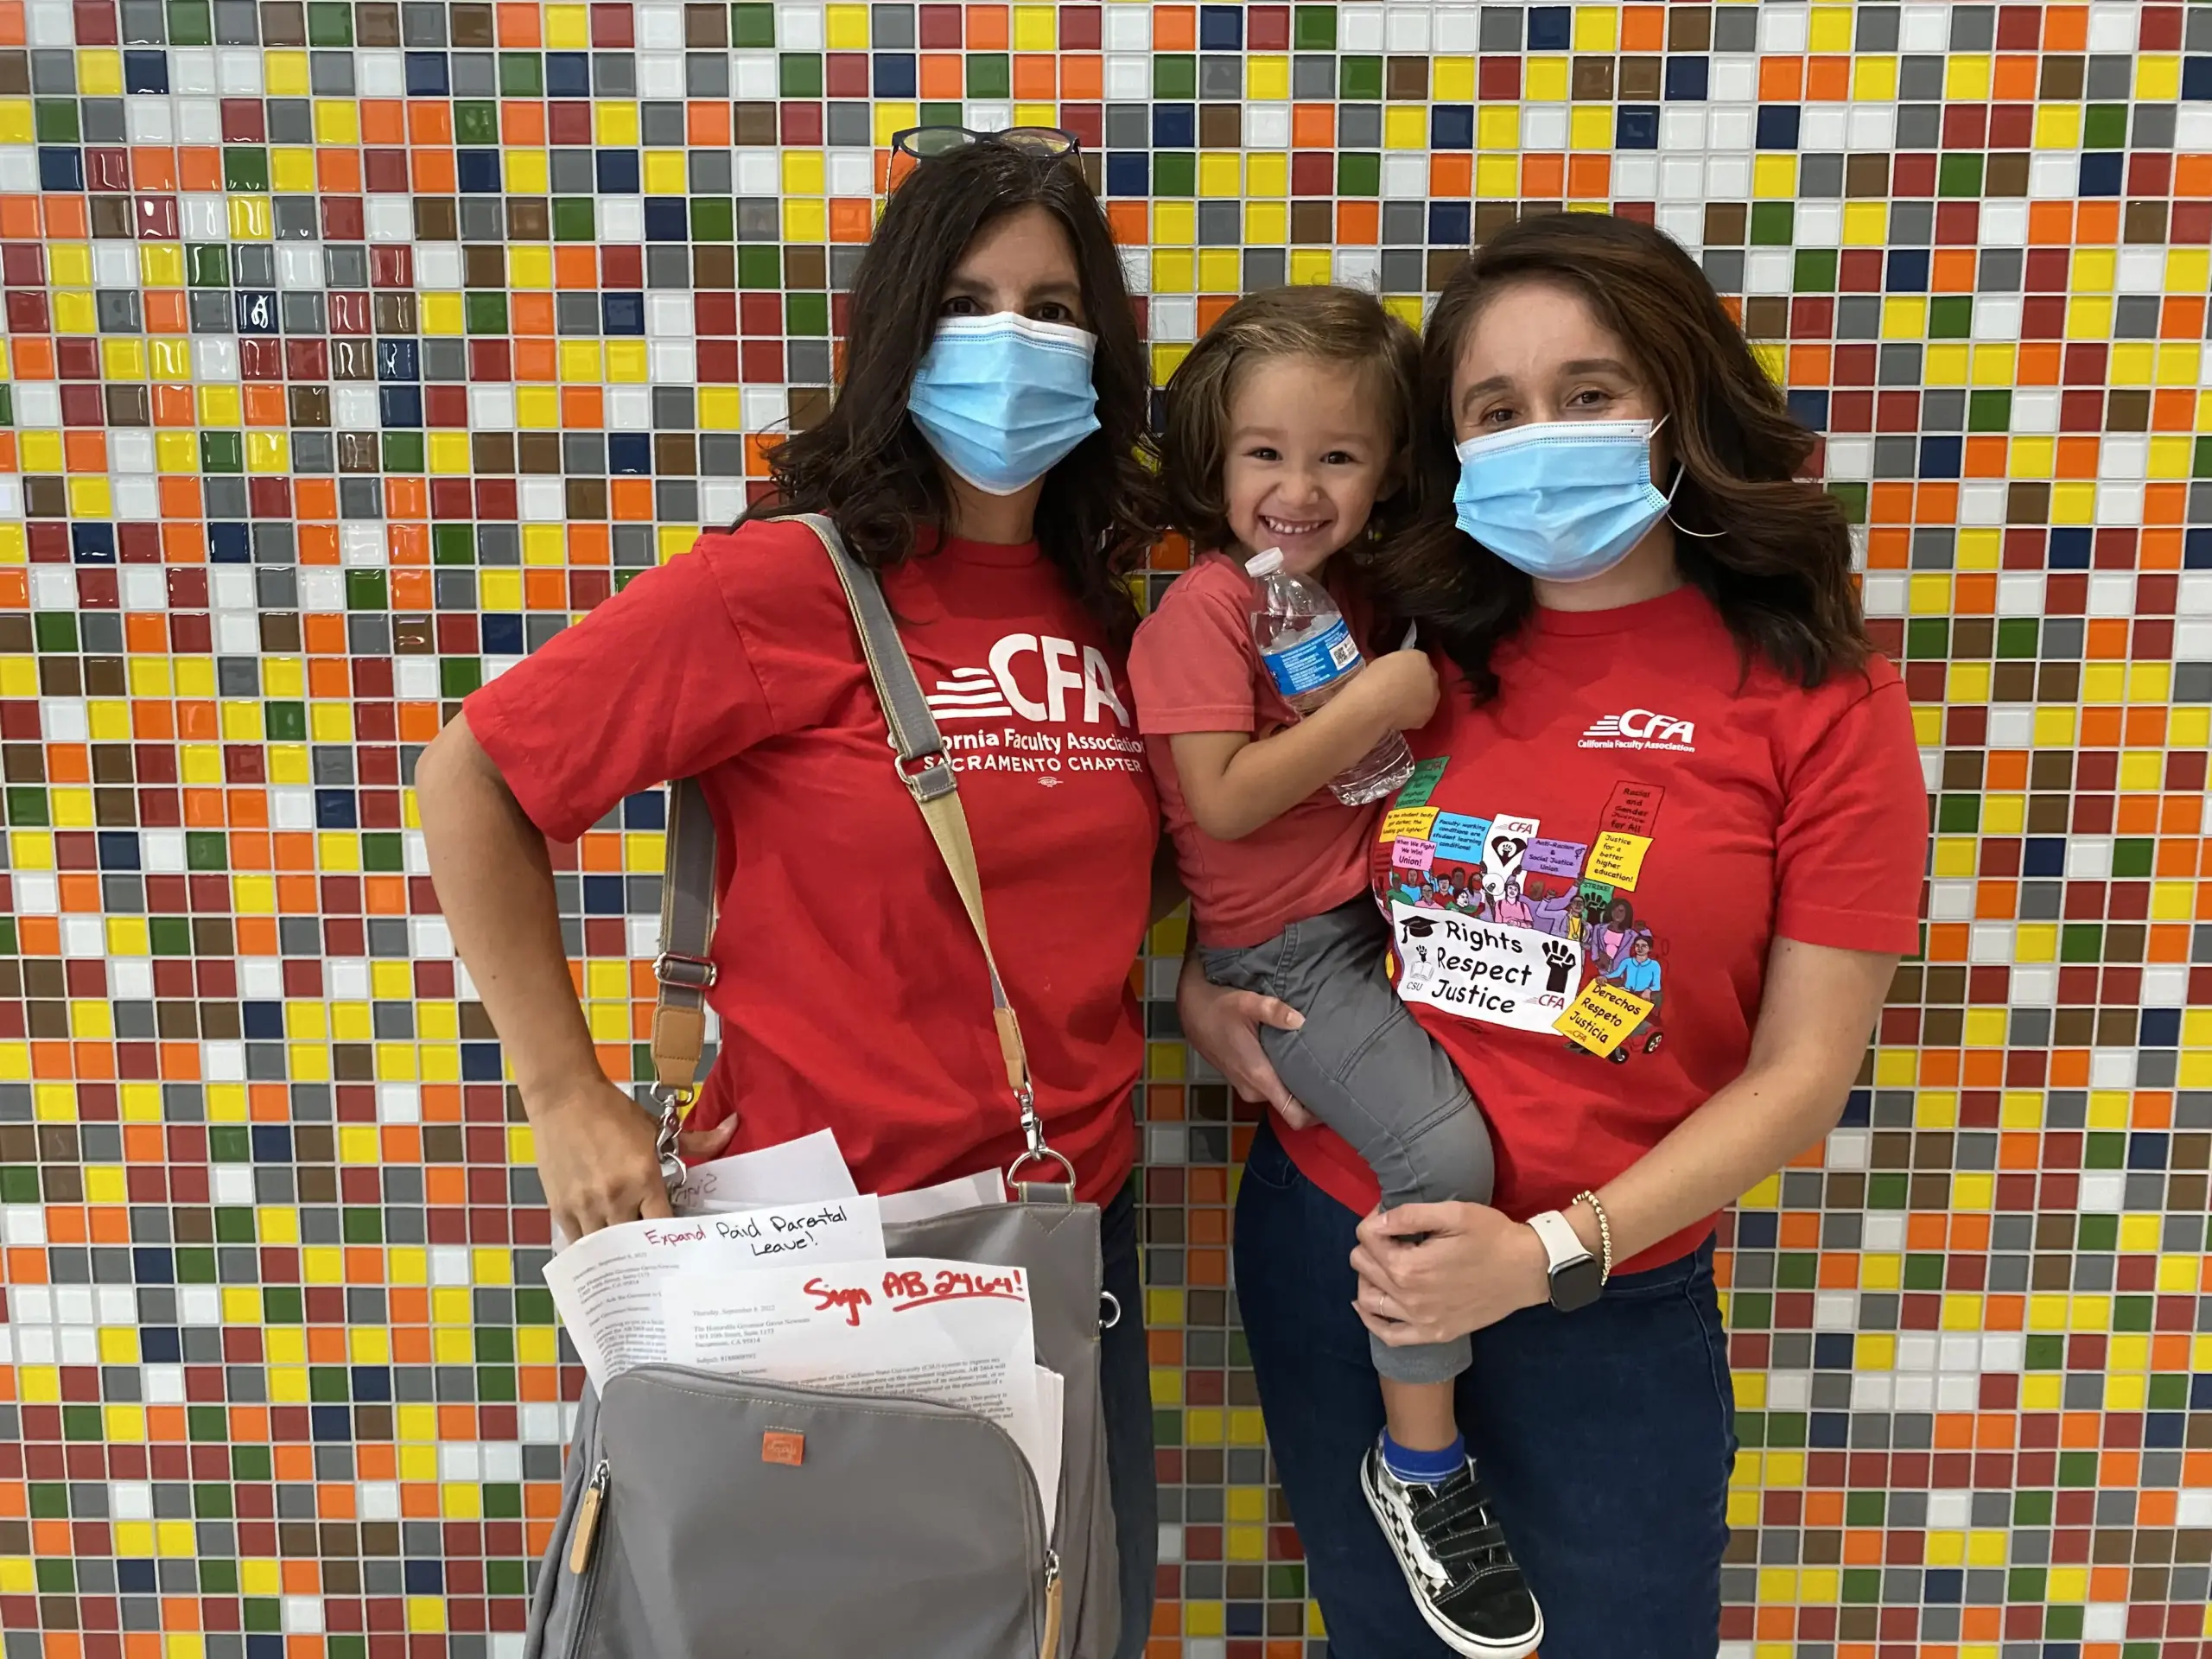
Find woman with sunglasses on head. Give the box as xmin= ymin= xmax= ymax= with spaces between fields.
xmin=1176 ymin=212 xmax=1930 ymax=1655
xmin=416 ymin=130 xmax=1166 ymax=1656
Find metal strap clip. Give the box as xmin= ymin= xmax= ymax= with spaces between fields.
xmin=1005 ymin=1085 xmax=1077 ymax=1188
xmin=652 ymin=951 xmax=718 ymax=990
xmin=652 ymin=1084 xmax=693 ymax=1194
xmin=893 ymin=747 xmax=959 ymax=803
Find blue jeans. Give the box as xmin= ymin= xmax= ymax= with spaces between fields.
xmin=1234 ymin=1118 xmax=1735 ymax=1659
xmin=1099 ymin=1179 xmax=1159 ymax=1659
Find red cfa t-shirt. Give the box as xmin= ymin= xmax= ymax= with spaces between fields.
xmin=1128 ymin=552 xmax=1379 ymax=949
xmin=1275 ymin=584 xmax=1929 ymax=1271
xmin=465 ymin=518 xmax=1160 ymax=1205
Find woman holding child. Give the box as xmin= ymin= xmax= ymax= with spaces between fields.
xmin=421 ymin=129 xmax=1926 ymax=1659
xmin=1174 ymin=213 xmax=1930 ymax=1657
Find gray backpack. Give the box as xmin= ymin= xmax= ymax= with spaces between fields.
xmin=520 ymin=515 xmax=1122 ymax=1659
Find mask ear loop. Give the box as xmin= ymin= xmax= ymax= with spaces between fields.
xmin=1667 ymin=480 xmax=1726 ymax=541
xmin=1649 ymin=417 xmax=1728 ymax=541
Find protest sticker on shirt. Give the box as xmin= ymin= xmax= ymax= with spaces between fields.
xmin=1587 ymin=831 xmax=1652 ymax=891
xmin=1392 ymin=756 xmax=1450 ymax=809
xmin=1392 ymin=837 xmax=1435 ymax=871
xmin=1554 ymin=980 xmax=1656 ymax=1058
xmin=1380 ymin=805 xmax=1440 ymax=842
xmin=1484 ymin=815 xmax=1541 ymax=856
xmin=1428 ymin=812 xmax=1491 ymax=864
xmin=1603 ymin=782 xmax=1666 ymax=837
xmin=1524 ymin=838 xmax=1587 ymax=880
xmin=1390 ymin=902 xmax=1580 ymax=1033
xmin=1480 ymin=815 xmax=1540 ymax=897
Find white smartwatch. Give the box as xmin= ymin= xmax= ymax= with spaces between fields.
xmin=1527 ymin=1211 xmax=1604 ymax=1312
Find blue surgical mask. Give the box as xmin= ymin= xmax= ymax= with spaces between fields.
xmin=906 ymin=313 xmax=1103 ymax=496
xmin=1452 ymin=416 xmax=1680 ymax=582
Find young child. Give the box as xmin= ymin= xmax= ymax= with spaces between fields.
xmin=1127 ymin=287 xmax=1542 ymax=1659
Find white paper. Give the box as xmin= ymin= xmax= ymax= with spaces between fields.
xmin=543 ymin=1198 xmax=887 ymax=1386
xmin=683 ymin=1162 xmax=1003 ymax=1224
xmin=1021 ymin=1366 xmax=1065 ymax=1536
xmin=673 ymin=1128 xmax=859 ymax=1213
xmin=663 ymin=1258 xmax=1059 ymax=1516
xmin=878 ymin=1167 xmax=1007 ymax=1225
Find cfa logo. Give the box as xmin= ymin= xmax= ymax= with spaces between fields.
xmin=926 ymin=634 xmax=1133 ymax=727
xmin=1580 ymin=708 xmax=1697 ymax=752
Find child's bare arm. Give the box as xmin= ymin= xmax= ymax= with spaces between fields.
xmin=1171 ymin=650 xmax=1440 ymax=841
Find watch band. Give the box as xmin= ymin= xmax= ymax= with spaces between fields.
xmin=1527 ymin=1210 xmax=1591 ymax=1273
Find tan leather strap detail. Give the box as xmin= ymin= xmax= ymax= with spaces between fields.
xmin=649 ymin=775 xmax=719 ymax=1092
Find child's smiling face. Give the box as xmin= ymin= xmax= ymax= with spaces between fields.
xmin=1220 ymin=355 xmax=1399 ymax=575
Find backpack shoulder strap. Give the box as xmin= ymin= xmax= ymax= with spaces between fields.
xmin=646 ymin=515 xmax=1068 ymax=1192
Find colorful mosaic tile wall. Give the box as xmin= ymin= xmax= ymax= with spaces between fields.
xmin=0 ymin=0 xmax=2209 ymax=1653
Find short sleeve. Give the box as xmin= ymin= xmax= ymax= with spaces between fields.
xmin=463 ymin=531 xmax=782 ymax=842
xmin=1128 ymin=562 xmax=1262 ymax=736
xmin=1771 ymin=665 xmax=1929 ymax=955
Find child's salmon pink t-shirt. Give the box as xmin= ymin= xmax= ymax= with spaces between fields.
xmin=1276 ymin=584 xmax=1931 ymax=1273
xmin=463 ymin=517 xmax=1160 ymax=1205
xmin=1128 ymin=552 xmax=1380 ymax=949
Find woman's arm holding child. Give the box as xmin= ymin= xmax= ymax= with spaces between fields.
xmin=1171 ymin=649 xmax=1440 ymax=841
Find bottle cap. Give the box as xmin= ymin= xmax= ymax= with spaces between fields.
xmin=1244 ymin=548 xmax=1285 ymax=577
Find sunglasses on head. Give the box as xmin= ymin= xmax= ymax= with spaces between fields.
xmin=891 ymin=124 xmax=1079 ymax=160
xmin=885 ymin=124 xmax=1081 ymax=188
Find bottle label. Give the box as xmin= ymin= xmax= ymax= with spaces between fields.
xmin=1261 ymin=617 xmax=1362 ymax=698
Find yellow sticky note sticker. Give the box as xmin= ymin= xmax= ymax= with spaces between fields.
xmin=1554 ymin=980 xmax=1656 ymax=1058
xmin=1379 ymin=806 xmax=1440 ymax=842
xmin=1586 ymin=831 xmax=1651 ymax=891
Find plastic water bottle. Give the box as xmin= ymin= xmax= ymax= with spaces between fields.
xmin=1245 ymin=548 xmax=1415 ymax=805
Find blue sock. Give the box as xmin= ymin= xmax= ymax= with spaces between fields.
xmin=1381 ymin=1430 xmax=1465 ymax=1484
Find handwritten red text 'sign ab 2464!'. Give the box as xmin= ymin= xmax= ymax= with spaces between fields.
xmin=803 ymin=1268 xmax=1030 ymax=1325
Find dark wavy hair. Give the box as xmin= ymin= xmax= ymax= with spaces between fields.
xmin=1376 ymin=211 xmax=1869 ymax=702
xmin=741 ymin=141 xmax=1161 ymax=641
xmin=1160 ymin=284 xmax=1421 ymax=553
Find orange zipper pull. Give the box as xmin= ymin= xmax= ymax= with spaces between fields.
xmin=568 ymin=1460 xmax=609 ymax=1574
xmin=1037 ymin=1550 xmax=1062 ymax=1659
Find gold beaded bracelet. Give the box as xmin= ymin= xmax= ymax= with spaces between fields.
xmin=1573 ymin=1189 xmax=1615 ymax=1285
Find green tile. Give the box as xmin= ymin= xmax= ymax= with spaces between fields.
xmin=731 ymin=2 xmax=774 ymax=46
xmin=1749 ymin=201 xmax=1794 ymax=245
xmin=223 ymin=147 xmax=270 ymax=192
xmin=1338 ymin=55 xmax=1383 ymax=99
xmin=1792 ymin=248 xmax=1838 ymax=291
xmin=454 ymin=102 xmax=499 ymax=145
xmin=779 ymin=52 xmax=823 ymax=96
xmin=1936 ymin=154 xmax=1983 ymax=198
xmin=967 ymin=52 xmax=1011 ymax=97
xmin=1336 ymin=152 xmax=1381 ymax=196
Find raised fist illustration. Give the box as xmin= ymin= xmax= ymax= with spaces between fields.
xmin=1543 ymin=939 xmax=1575 ymax=994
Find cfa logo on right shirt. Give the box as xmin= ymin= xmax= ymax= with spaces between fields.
xmin=1579 ymin=708 xmax=1697 ymax=753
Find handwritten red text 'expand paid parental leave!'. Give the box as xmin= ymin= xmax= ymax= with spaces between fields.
xmin=804 ymin=1268 xmax=1031 ymax=1326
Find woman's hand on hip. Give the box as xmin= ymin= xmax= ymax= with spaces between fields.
xmin=1176 ymin=951 xmax=1318 ymax=1130
xmin=531 ymin=1077 xmax=736 ymax=1239
xmin=1349 ymin=1201 xmax=1550 ymax=1344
